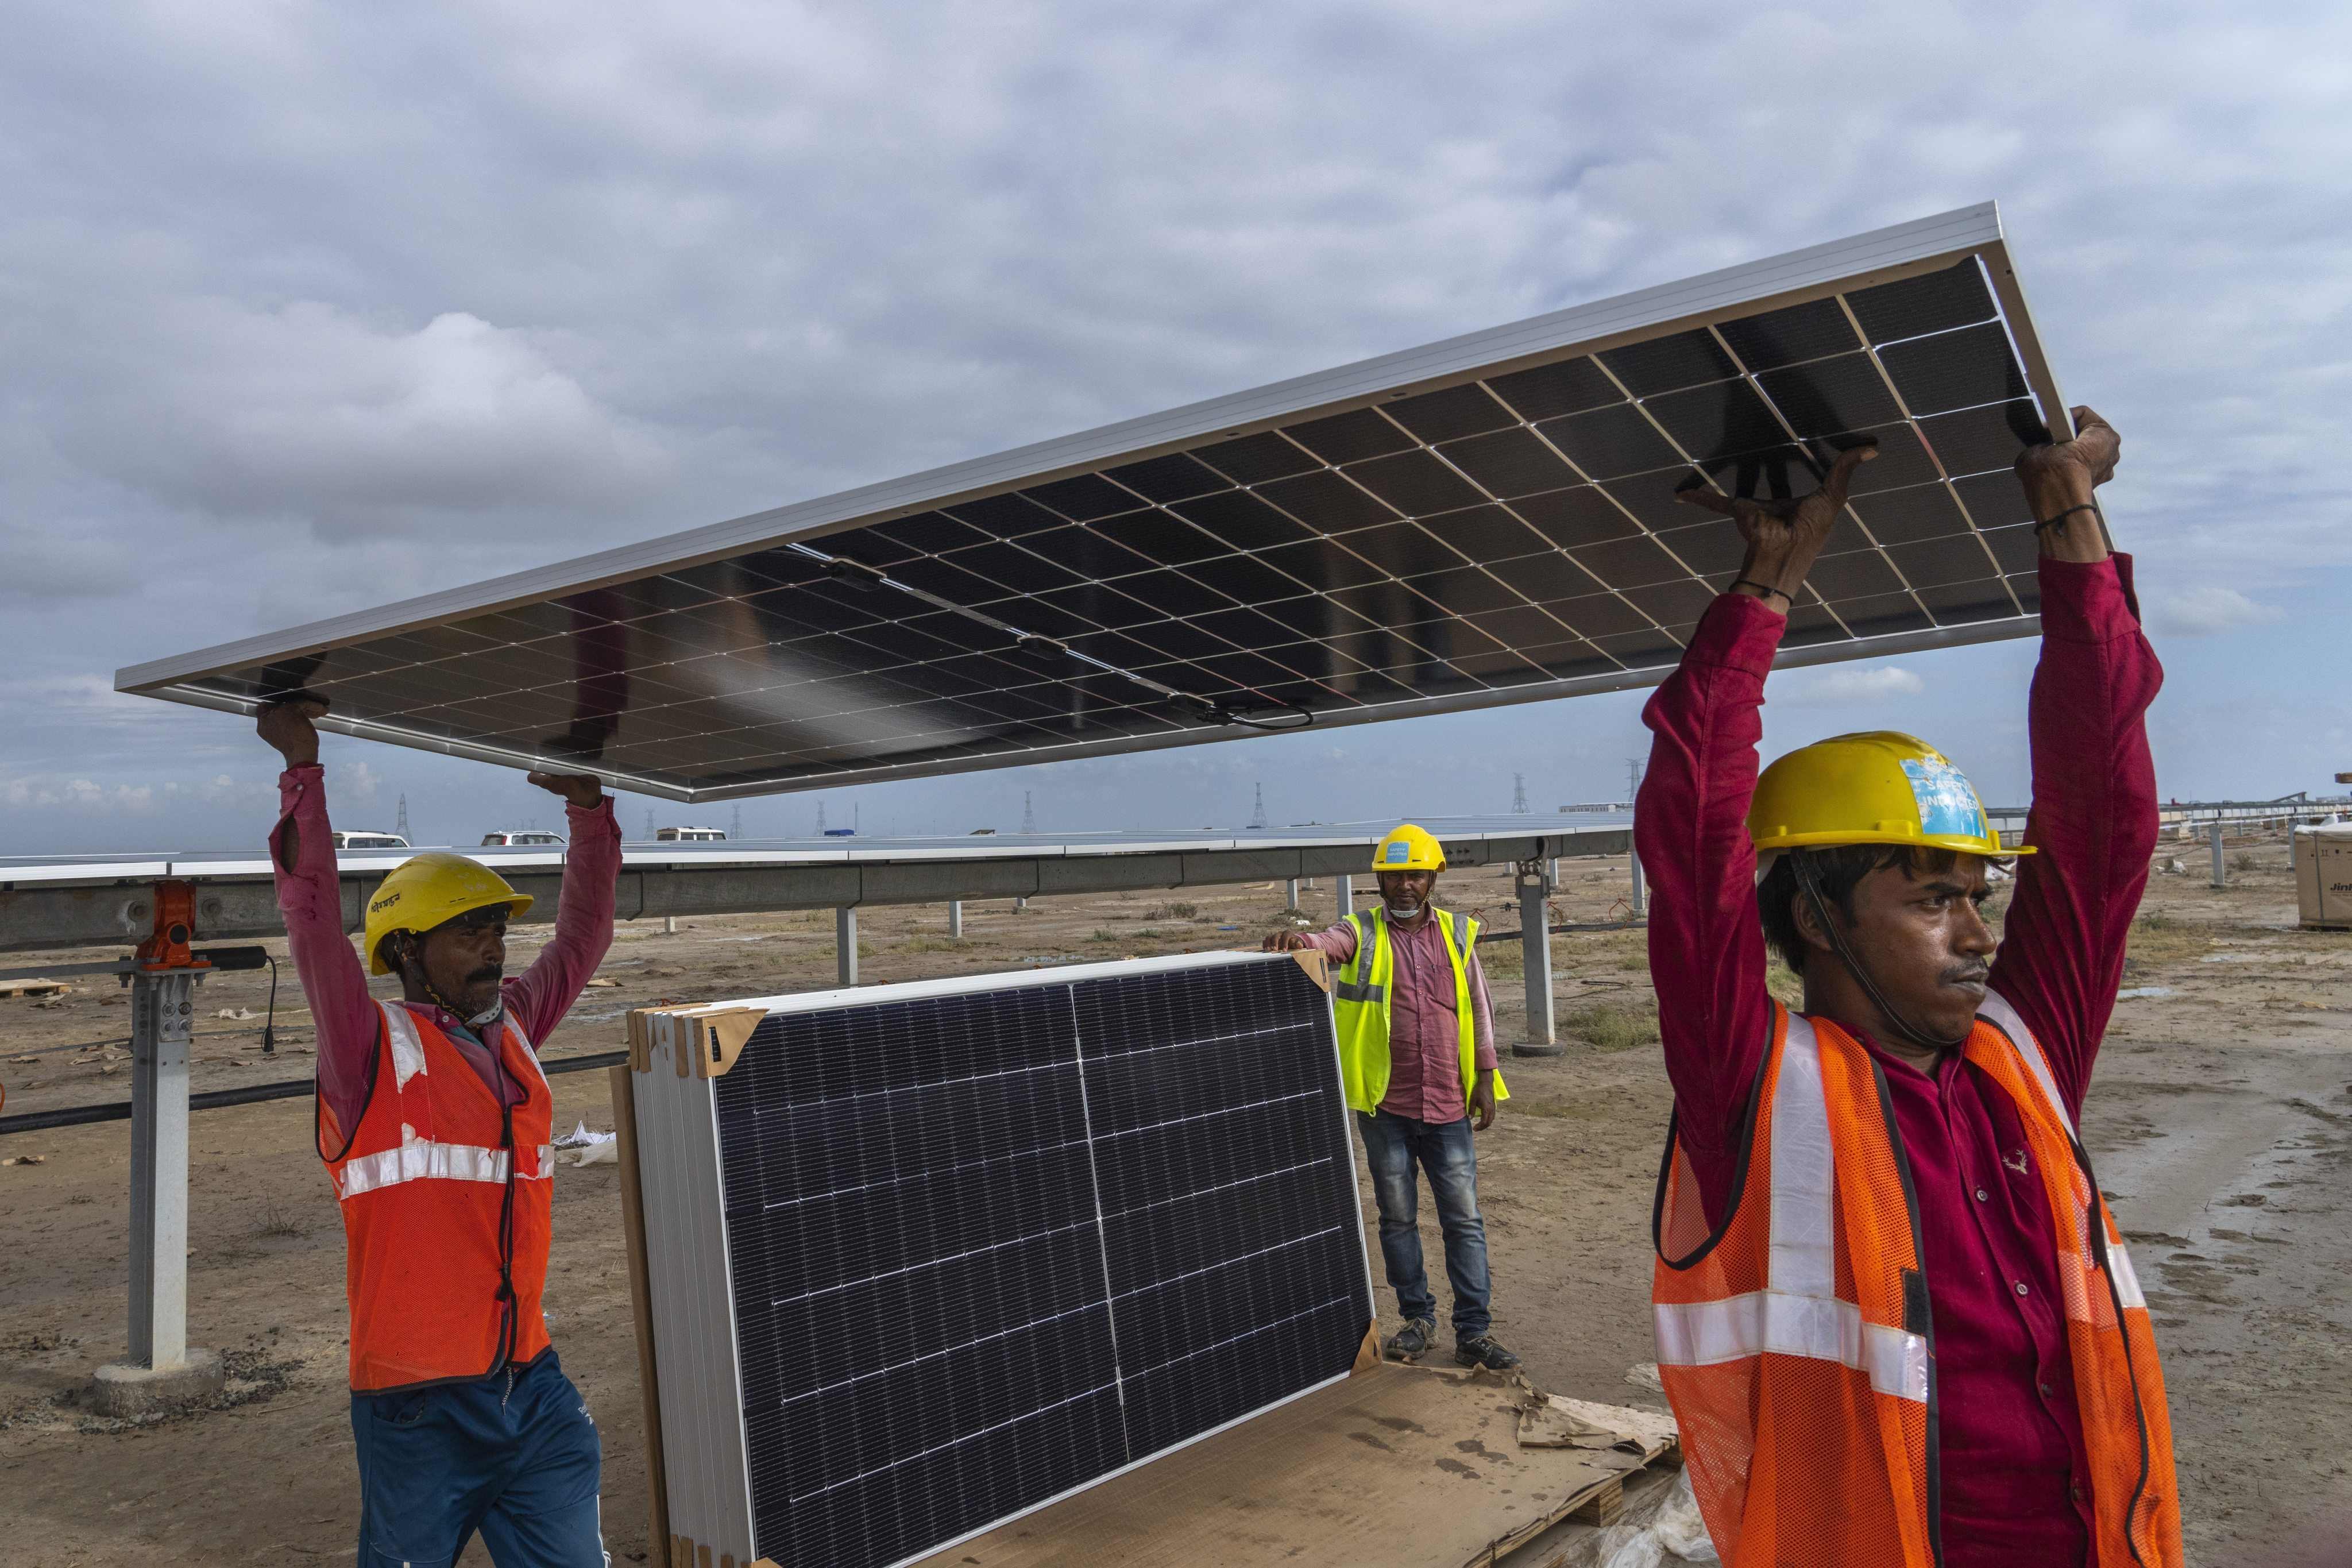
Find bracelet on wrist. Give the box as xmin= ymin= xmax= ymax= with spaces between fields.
xmin=2033 ymin=502 xmax=2098 ymax=532
xmin=1731 ymin=578 xmax=1793 ymax=605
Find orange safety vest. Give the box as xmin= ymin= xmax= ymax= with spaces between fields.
xmin=1651 ymin=993 xmax=2181 ymax=1567
xmin=318 ymin=1001 xmax=556 ymax=1393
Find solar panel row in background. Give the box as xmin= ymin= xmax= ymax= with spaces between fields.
xmin=123 ymin=211 xmax=2070 ymax=799
xmin=635 ymin=953 xmax=1370 ymax=1568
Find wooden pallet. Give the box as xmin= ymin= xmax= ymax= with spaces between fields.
xmin=0 ymin=978 xmax=70 ymax=998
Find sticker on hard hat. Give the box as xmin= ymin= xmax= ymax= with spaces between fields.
xmin=1901 ymin=757 xmax=1984 ymax=839
xmin=1385 ymin=841 xmax=1409 ymax=863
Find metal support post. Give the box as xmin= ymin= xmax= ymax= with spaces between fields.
xmin=2210 ymin=816 xmax=2227 ymax=887
xmin=1285 ymin=878 xmax=1300 ymax=912
xmin=128 ymin=969 xmax=194 ymax=1368
xmin=1335 ymin=875 xmax=1353 ymax=917
xmin=1512 ymin=859 xmax=1562 ymax=1056
xmin=947 ymin=899 xmax=963 ymax=939
xmin=93 ymin=879 xmax=224 ymax=1416
xmin=663 ymin=914 xmax=678 ymax=934
xmin=836 ymin=906 xmax=858 ymax=986
xmin=1629 ymin=847 xmax=1647 ymax=917
xmin=1014 ymin=896 xmax=1029 ymax=910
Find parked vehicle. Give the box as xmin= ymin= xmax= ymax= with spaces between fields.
xmin=480 ymin=829 xmax=566 ymax=847
xmin=330 ymin=831 xmax=411 ymax=850
xmin=654 ymin=826 xmax=727 ymax=842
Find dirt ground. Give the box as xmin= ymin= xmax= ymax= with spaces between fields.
xmin=2 ymin=837 xmax=2347 ymax=1565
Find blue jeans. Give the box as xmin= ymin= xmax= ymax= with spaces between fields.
xmin=1355 ymin=1109 xmax=1492 ymax=1339
xmin=350 ymin=1351 xmax=608 ymax=1568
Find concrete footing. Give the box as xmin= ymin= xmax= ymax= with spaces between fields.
xmin=1510 ymin=1041 xmax=1569 ymax=1058
xmin=91 ymin=1347 xmax=223 ymax=1418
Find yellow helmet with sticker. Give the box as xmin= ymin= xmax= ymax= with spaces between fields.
xmin=1371 ymin=822 xmax=1447 ymax=874
xmin=1748 ymin=732 xmax=2026 ymax=858
xmin=363 ymin=852 xmax=534 ymax=975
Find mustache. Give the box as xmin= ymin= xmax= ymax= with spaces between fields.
xmin=1942 ymin=961 xmax=1990 ymax=987
xmin=467 ymin=965 xmax=504 ymax=986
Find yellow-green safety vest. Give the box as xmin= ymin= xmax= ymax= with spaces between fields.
xmin=1331 ymin=906 xmax=1507 ymax=1115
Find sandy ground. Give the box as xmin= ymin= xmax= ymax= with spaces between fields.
xmin=1 ymin=837 xmax=2347 ymax=1565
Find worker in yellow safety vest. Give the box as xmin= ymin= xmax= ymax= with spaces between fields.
xmin=1266 ymin=824 xmax=1517 ymax=1369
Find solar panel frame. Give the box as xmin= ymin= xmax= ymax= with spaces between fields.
xmin=631 ymin=951 xmax=1375 ymax=1568
xmin=117 ymin=202 xmax=2088 ymax=801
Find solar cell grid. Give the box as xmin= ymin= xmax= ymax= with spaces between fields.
xmin=126 ymin=206 xmax=2087 ymax=800
xmin=627 ymin=954 xmax=1368 ymax=1568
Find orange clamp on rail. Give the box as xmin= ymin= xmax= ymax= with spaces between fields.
xmin=136 ymin=880 xmax=213 ymax=972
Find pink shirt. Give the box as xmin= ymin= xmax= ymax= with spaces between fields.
xmin=1302 ymin=909 xmax=1499 ymax=1122
xmin=271 ymin=764 xmax=623 ymax=1137
xmin=1634 ymin=557 xmax=2161 ymax=1567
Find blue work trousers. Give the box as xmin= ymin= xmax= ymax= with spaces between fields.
xmin=350 ymin=1350 xmax=608 ymax=1568
xmin=1355 ymin=1109 xmax=1492 ymax=1339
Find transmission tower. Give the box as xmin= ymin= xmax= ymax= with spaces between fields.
xmin=817 ymin=801 xmax=827 ymax=833
xmin=643 ymin=808 xmax=655 ymax=840
xmin=1250 ymin=783 xmax=1269 ymax=829
xmin=1511 ymin=774 xmax=1529 ymax=814
xmin=1020 ymin=791 xmax=1038 ymax=835
xmin=395 ymin=793 xmax=411 ymax=840
xmin=731 ymin=802 xmax=743 ymax=840
xmin=1626 ymin=756 xmax=1646 ymax=806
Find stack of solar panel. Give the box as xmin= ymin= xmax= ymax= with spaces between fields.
xmin=627 ymin=951 xmax=1372 ymax=1568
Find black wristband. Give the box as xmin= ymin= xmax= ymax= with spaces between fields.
xmin=1731 ymin=578 xmax=1793 ymax=605
xmin=2034 ymin=503 xmax=2098 ymax=532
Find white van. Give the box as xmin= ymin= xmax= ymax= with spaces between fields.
xmin=330 ymin=831 xmax=411 ymax=850
xmin=481 ymin=829 xmax=566 ymax=847
xmin=655 ymin=826 xmax=727 ymax=842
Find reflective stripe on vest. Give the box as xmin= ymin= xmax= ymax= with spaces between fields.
xmin=332 ymin=1138 xmax=558 ymax=1199
xmin=1651 ymin=995 xmax=2183 ymax=1567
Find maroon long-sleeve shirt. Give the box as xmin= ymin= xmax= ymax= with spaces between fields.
xmin=1635 ymin=556 xmax=2161 ymax=1567
xmin=272 ymin=765 xmax=623 ymax=1137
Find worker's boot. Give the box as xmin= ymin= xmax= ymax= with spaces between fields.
xmin=1454 ymin=1334 xmax=1521 ymax=1371
xmin=1385 ymin=1317 xmax=1438 ymax=1362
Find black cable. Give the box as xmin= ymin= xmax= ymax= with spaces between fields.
xmin=261 ymin=952 xmax=278 ymax=1057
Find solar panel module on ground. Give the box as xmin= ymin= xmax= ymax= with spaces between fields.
xmin=118 ymin=203 xmax=2086 ymax=801
xmin=631 ymin=952 xmax=1373 ymax=1568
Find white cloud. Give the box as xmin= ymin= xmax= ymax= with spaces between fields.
xmin=1774 ymin=666 xmax=1927 ymax=708
xmin=2144 ymin=586 xmax=2286 ymax=637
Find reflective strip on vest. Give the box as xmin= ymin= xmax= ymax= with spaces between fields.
xmin=1333 ymin=979 xmax=1386 ymax=1004
xmin=1768 ymin=1014 xmax=1837 ymax=1299
xmin=1974 ymin=988 xmax=2149 ymax=1311
xmin=333 ymin=1138 xmax=557 ymax=1199
xmin=383 ymin=1005 xmax=428 ymax=1090
xmin=1654 ymin=1291 xmax=1929 ymax=1402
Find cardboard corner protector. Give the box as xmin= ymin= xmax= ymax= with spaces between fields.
xmin=1352 ymin=1317 xmax=1382 ymax=1373
xmin=692 ymin=1008 xmax=764 ymax=1079
xmin=1289 ymin=947 xmax=1332 ymax=994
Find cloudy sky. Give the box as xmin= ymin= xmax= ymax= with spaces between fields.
xmin=3 ymin=1 xmax=2346 ymax=853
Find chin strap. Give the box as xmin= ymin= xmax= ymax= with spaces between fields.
xmin=393 ymin=935 xmax=503 ymax=1034
xmin=1792 ymin=853 xmax=1969 ymax=1053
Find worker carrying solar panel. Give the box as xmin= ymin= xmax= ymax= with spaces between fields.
xmin=1634 ymin=414 xmax=2183 ymax=1567
xmin=1264 ymin=822 xmax=1521 ymax=1372
xmin=256 ymin=700 xmax=624 ymax=1568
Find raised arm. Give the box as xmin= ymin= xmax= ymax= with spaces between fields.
xmin=258 ymin=700 xmax=381 ymax=1141
xmin=501 ymin=774 xmax=622 ymax=1048
xmin=1638 ymin=446 xmax=1874 ymax=1212
xmin=1986 ymin=409 xmax=2162 ymax=1114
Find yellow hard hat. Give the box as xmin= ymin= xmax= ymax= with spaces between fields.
xmin=1372 ymin=822 xmax=1447 ymax=873
xmin=364 ymin=852 xmax=534 ymax=975
xmin=1749 ymin=731 xmax=2027 ymax=858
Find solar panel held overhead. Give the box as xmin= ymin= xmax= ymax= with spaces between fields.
xmin=117 ymin=202 xmax=2082 ymax=801
xmin=625 ymin=952 xmax=1374 ymax=1568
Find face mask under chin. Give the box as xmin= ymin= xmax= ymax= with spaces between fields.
xmin=1384 ymin=899 xmax=1423 ymax=920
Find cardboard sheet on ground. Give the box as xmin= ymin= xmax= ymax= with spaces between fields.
xmin=906 ymin=1361 xmax=1656 ymax=1568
